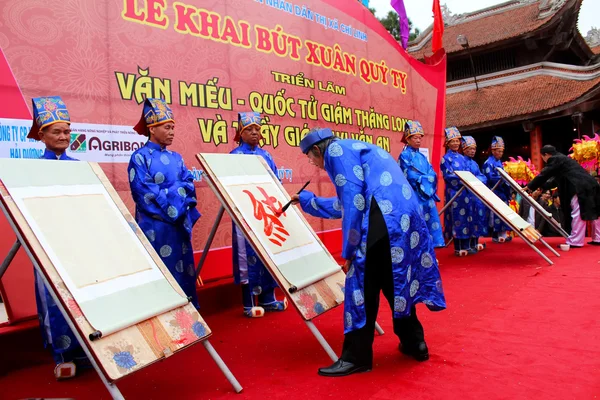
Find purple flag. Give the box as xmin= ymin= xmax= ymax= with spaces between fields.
xmin=391 ymin=0 xmax=409 ymax=49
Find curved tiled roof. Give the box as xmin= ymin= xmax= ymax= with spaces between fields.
xmin=408 ymin=2 xmax=566 ymax=60
xmin=446 ymin=75 xmax=600 ymax=129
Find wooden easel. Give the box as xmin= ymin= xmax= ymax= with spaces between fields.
xmin=196 ymin=154 xmax=384 ymax=364
xmin=0 ymin=160 xmax=243 ymax=398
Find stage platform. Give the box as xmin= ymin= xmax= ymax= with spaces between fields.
xmin=1 ymin=237 xmax=600 ymax=399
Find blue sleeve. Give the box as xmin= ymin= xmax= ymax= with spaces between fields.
xmin=264 ymin=151 xmax=279 ymax=179
xmin=178 ymin=158 xmax=199 ymax=209
xmin=441 ymin=156 xmax=459 ymax=183
xmin=128 ymin=156 xmax=190 ymax=223
xmin=298 ymin=190 xmax=342 ymax=219
xmin=401 ymin=151 xmax=437 ymax=200
xmin=326 ymin=148 xmax=366 ymax=260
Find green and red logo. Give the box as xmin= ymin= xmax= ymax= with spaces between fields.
xmin=70 ymin=133 xmax=87 ymax=153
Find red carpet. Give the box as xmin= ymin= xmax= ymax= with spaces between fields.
xmin=2 ymin=237 xmax=600 ymax=399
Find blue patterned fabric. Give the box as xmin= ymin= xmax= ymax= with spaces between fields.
xmin=482 ymin=155 xmax=511 ymax=234
xmin=323 ymin=140 xmax=446 ymax=333
xmin=229 ymin=142 xmax=279 ymax=294
xmin=399 ymin=146 xmax=445 ymax=247
xmin=403 ymin=120 xmax=424 ymax=142
xmin=461 ymin=136 xmax=477 ymax=150
xmin=464 ymin=156 xmax=489 ymax=237
xmin=234 ymin=112 xmax=262 ymax=143
xmin=128 ymin=141 xmax=201 ymax=308
xmin=34 ymin=149 xmax=86 ymax=365
xmin=444 ymin=127 xmax=461 ymax=143
xmin=133 ymin=98 xmax=175 ymax=135
xmin=298 ymin=190 xmax=342 ymax=219
xmin=441 ymin=150 xmax=473 ymax=241
xmin=28 ymin=96 xmax=71 ymax=140
xmin=491 ymin=136 xmax=505 ymax=149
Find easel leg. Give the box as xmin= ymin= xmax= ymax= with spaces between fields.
xmin=438 ymin=187 xmax=465 ymax=216
xmin=195 ymin=206 xmax=225 ymax=279
xmin=305 ymin=320 xmax=338 ymax=362
xmin=202 ymin=340 xmax=243 ymax=393
xmin=0 ymin=239 xmax=20 ymax=279
xmin=539 ymin=238 xmax=560 ymax=257
xmin=519 ymin=232 xmax=553 ymax=265
xmin=374 ymin=322 xmax=385 ymax=336
xmin=0 ymin=203 xmax=125 ymax=399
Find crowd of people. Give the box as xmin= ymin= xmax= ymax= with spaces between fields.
xmin=26 ymin=95 xmax=600 ymax=380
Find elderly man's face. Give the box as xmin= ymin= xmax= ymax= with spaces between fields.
xmin=542 ymin=153 xmax=551 ymax=162
xmin=447 ymin=138 xmax=460 ymax=151
xmin=241 ymin=125 xmax=261 ymax=147
xmin=307 ymin=146 xmax=325 ymax=170
xmin=39 ymin=122 xmax=71 ymax=154
xmin=149 ymin=122 xmax=175 ymax=147
xmin=492 ymin=148 xmax=504 ymax=159
xmin=464 ymin=146 xmax=476 ymax=158
xmin=406 ymin=134 xmax=423 ymax=149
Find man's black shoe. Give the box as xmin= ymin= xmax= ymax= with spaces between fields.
xmin=317 ymin=359 xmax=371 ymax=377
xmin=588 ymin=241 xmax=600 ymax=246
xmin=399 ymin=341 xmax=430 ymax=361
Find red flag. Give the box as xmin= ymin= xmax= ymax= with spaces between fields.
xmin=432 ymin=0 xmax=444 ymax=53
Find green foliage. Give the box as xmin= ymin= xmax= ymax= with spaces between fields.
xmin=371 ymin=9 xmax=421 ymax=42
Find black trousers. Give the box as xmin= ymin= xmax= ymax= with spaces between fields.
xmin=341 ymin=201 xmax=425 ymax=366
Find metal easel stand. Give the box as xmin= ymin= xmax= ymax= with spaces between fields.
xmin=198 ymin=207 xmax=384 ymax=358
xmin=0 ymin=202 xmax=125 ymax=399
xmin=462 ymin=187 xmax=554 ymax=265
xmin=0 ymin=239 xmax=21 ymax=279
xmin=305 ymin=320 xmax=338 ymax=362
xmin=202 ymin=340 xmax=243 ymax=393
xmin=538 ymin=238 xmax=560 ymax=258
xmin=195 ymin=206 xmax=225 ymax=279
xmin=438 ymin=187 xmax=465 ymax=217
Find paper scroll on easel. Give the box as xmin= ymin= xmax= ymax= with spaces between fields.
xmin=496 ymin=167 xmax=568 ymax=238
xmin=200 ymin=154 xmax=341 ymax=293
xmin=455 ymin=170 xmax=541 ymax=242
xmin=0 ymin=159 xmax=188 ymax=338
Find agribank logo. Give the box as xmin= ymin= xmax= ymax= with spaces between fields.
xmin=70 ymin=133 xmax=87 ymax=153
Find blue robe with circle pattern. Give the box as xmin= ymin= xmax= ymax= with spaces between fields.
xmin=398 ymin=146 xmax=445 ymax=247
xmin=229 ymin=142 xmax=279 ymax=294
xmin=441 ymin=150 xmax=473 ymax=241
xmin=323 ymin=140 xmax=446 ymax=334
xmin=34 ymin=150 xmax=87 ymax=364
xmin=298 ymin=190 xmax=342 ymax=220
xmin=464 ymin=156 xmax=489 ymax=237
xmin=482 ymin=155 xmax=511 ymax=234
xmin=128 ymin=141 xmax=201 ymax=308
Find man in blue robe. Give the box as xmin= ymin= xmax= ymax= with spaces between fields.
xmin=296 ymin=128 xmax=446 ymax=377
xmin=461 ymin=136 xmax=488 ymax=252
xmin=441 ymin=127 xmax=473 ymax=256
xmin=128 ymin=98 xmax=201 ymax=309
xmin=482 ymin=136 xmax=512 ymax=242
xmin=398 ymin=121 xmax=444 ymax=248
xmin=230 ymin=112 xmax=287 ymax=317
xmin=27 ymin=96 xmax=87 ymax=379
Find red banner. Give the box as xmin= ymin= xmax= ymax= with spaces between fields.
xmin=0 ymin=0 xmax=446 ymax=322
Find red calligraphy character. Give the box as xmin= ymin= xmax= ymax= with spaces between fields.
xmin=243 ymin=186 xmax=290 ymax=246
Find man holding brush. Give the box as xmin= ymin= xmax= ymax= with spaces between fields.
xmin=292 ymin=128 xmax=446 ymax=377
xmin=230 ymin=112 xmax=287 ymax=317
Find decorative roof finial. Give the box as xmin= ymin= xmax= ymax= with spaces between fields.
xmin=586 ymin=27 xmax=600 ymax=47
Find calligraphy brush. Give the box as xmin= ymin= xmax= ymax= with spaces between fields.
xmin=276 ymin=181 xmax=310 ymax=217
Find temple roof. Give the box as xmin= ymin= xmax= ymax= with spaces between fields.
xmin=446 ymin=63 xmax=600 ymax=130
xmin=408 ymin=0 xmax=577 ymax=60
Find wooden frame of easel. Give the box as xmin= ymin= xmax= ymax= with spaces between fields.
xmin=196 ymin=154 xmax=384 ymax=363
xmin=0 ymin=161 xmax=242 ymax=398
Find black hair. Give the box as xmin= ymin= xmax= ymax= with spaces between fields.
xmin=309 ymin=137 xmax=338 ymax=157
xmin=540 ymin=145 xmax=557 ymax=155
